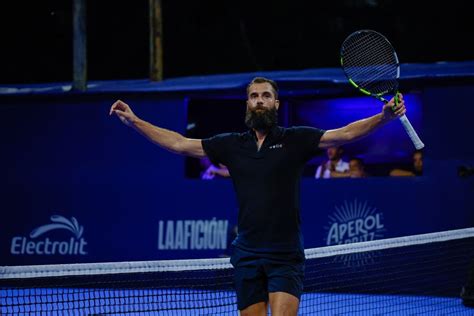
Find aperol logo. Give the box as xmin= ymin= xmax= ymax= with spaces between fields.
xmin=325 ymin=200 xmax=385 ymax=246
xmin=11 ymin=215 xmax=88 ymax=255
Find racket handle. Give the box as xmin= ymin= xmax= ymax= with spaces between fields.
xmin=398 ymin=114 xmax=425 ymax=150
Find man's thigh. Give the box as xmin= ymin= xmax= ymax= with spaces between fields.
xmin=265 ymin=252 xmax=305 ymax=301
xmin=231 ymin=247 xmax=269 ymax=311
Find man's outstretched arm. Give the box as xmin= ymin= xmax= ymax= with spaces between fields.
xmin=110 ymin=100 xmax=206 ymax=158
xmin=319 ymin=94 xmax=406 ymax=149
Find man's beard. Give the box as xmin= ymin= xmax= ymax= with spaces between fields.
xmin=245 ymin=106 xmax=278 ymax=131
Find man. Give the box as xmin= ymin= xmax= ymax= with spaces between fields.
xmin=348 ymin=157 xmax=368 ymax=178
xmin=461 ymin=260 xmax=474 ymax=307
xmin=314 ymin=146 xmax=349 ymax=179
xmin=110 ymin=77 xmax=406 ymax=315
xmin=390 ymin=149 xmax=423 ymax=177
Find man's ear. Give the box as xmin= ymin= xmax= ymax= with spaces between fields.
xmin=275 ymin=100 xmax=280 ymax=110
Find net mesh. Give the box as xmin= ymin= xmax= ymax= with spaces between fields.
xmin=341 ymin=29 xmax=399 ymax=95
xmin=2 ymin=228 xmax=474 ymax=315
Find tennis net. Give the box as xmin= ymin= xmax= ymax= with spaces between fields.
xmin=1 ymin=227 xmax=474 ymax=315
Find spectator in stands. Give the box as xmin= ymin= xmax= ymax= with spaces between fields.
xmin=390 ymin=149 xmax=423 ymax=177
xmin=200 ymin=157 xmax=230 ymax=179
xmin=349 ymin=157 xmax=368 ymax=178
xmin=315 ymin=146 xmax=349 ymax=179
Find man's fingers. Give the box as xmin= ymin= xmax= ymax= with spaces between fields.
xmin=109 ymin=100 xmax=128 ymax=115
xmin=109 ymin=101 xmax=121 ymax=115
xmin=394 ymin=104 xmax=406 ymax=116
xmin=395 ymin=108 xmax=406 ymax=116
xmin=394 ymin=93 xmax=403 ymax=104
xmin=113 ymin=109 xmax=127 ymax=117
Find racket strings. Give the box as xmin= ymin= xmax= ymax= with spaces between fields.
xmin=346 ymin=56 xmax=396 ymax=86
xmin=343 ymin=33 xmax=397 ymax=70
xmin=343 ymin=37 xmax=397 ymax=93
xmin=344 ymin=40 xmax=396 ymax=85
xmin=350 ymin=64 xmax=396 ymax=91
xmin=344 ymin=33 xmax=396 ymax=66
xmin=341 ymin=31 xmax=398 ymax=94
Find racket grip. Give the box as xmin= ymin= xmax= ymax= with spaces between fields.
xmin=398 ymin=114 xmax=425 ymax=150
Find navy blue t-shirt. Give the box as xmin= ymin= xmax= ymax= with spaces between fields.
xmin=202 ymin=126 xmax=325 ymax=253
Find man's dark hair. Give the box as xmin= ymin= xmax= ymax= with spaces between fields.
xmin=247 ymin=77 xmax=279 ymax=99
xmin=413 ymin=149 xmax=423 ymax=157
xmin=349 ymin=157 xmax=364 ymax=165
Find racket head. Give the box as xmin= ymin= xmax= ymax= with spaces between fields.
xmin=340 ymin=29 xmax=400 ymax=99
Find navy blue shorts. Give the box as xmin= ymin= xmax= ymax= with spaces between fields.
xmin=230 ymin=246 xmax=305 ymax=310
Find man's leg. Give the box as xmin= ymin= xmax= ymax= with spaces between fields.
xmin=240 ymin=302 xmax=268 ymax=316
xmin=461 ymin=258 xmax=474 ymax=307
xmin=231 ymin=247 xmax=268 ymax=314
xmin=265 ymin=252 xmax=305 ymax=316
xmin=269 ymin=291 xmax=299 ymax=316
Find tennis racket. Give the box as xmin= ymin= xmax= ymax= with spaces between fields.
xmin=340 ymin=29 xmax=424 ymax=150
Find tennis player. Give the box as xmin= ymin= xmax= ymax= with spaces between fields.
xmin=110 ymin=77 xmax=405 ymax=315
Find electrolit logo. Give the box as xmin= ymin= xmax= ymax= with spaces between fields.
xmin=324 ymin=200 xmax=386 ymax=267
xmin=10 ymin=215 xmax=88 ymax=255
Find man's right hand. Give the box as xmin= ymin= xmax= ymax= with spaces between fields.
xmin=109 ymin=100 xmax=138 ymax=127
xmin=109 ymin=99 xmax=207 ymax=159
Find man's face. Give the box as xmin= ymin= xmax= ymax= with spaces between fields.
xmin=349 ymin=159 xmax=362 ymax=171
xmin=349 ymin=159 xmax=361 ymax=171
xmin=246 ymin=83 xmax=279 ymax=111
xmin=349 ymin=159 xmax=364 ymax=177
xmin=327 ymin=147 xmax=341 ymax=161
xmin=413 ymin=152 xmax=423 ymax=172
xmin=245 ymin=83 xmax=279 ymax=130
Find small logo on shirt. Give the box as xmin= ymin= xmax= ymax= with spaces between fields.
xmin=269 ymin=144 xmax=283 ymax=149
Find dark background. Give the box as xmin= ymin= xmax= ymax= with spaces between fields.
xmin=1 ymin=0 xmax=472 ymax=84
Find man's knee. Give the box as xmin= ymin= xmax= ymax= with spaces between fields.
xmin=269 ymin=291 xmax=299 ymax=316
xmin=240 ymin=301 xmax=267 ymax=316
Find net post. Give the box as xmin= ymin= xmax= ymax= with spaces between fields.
xmin=149 ymin=0 xmax=163 ymax=81
xmin=72 ymin=0 xmax=87 ymax=91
